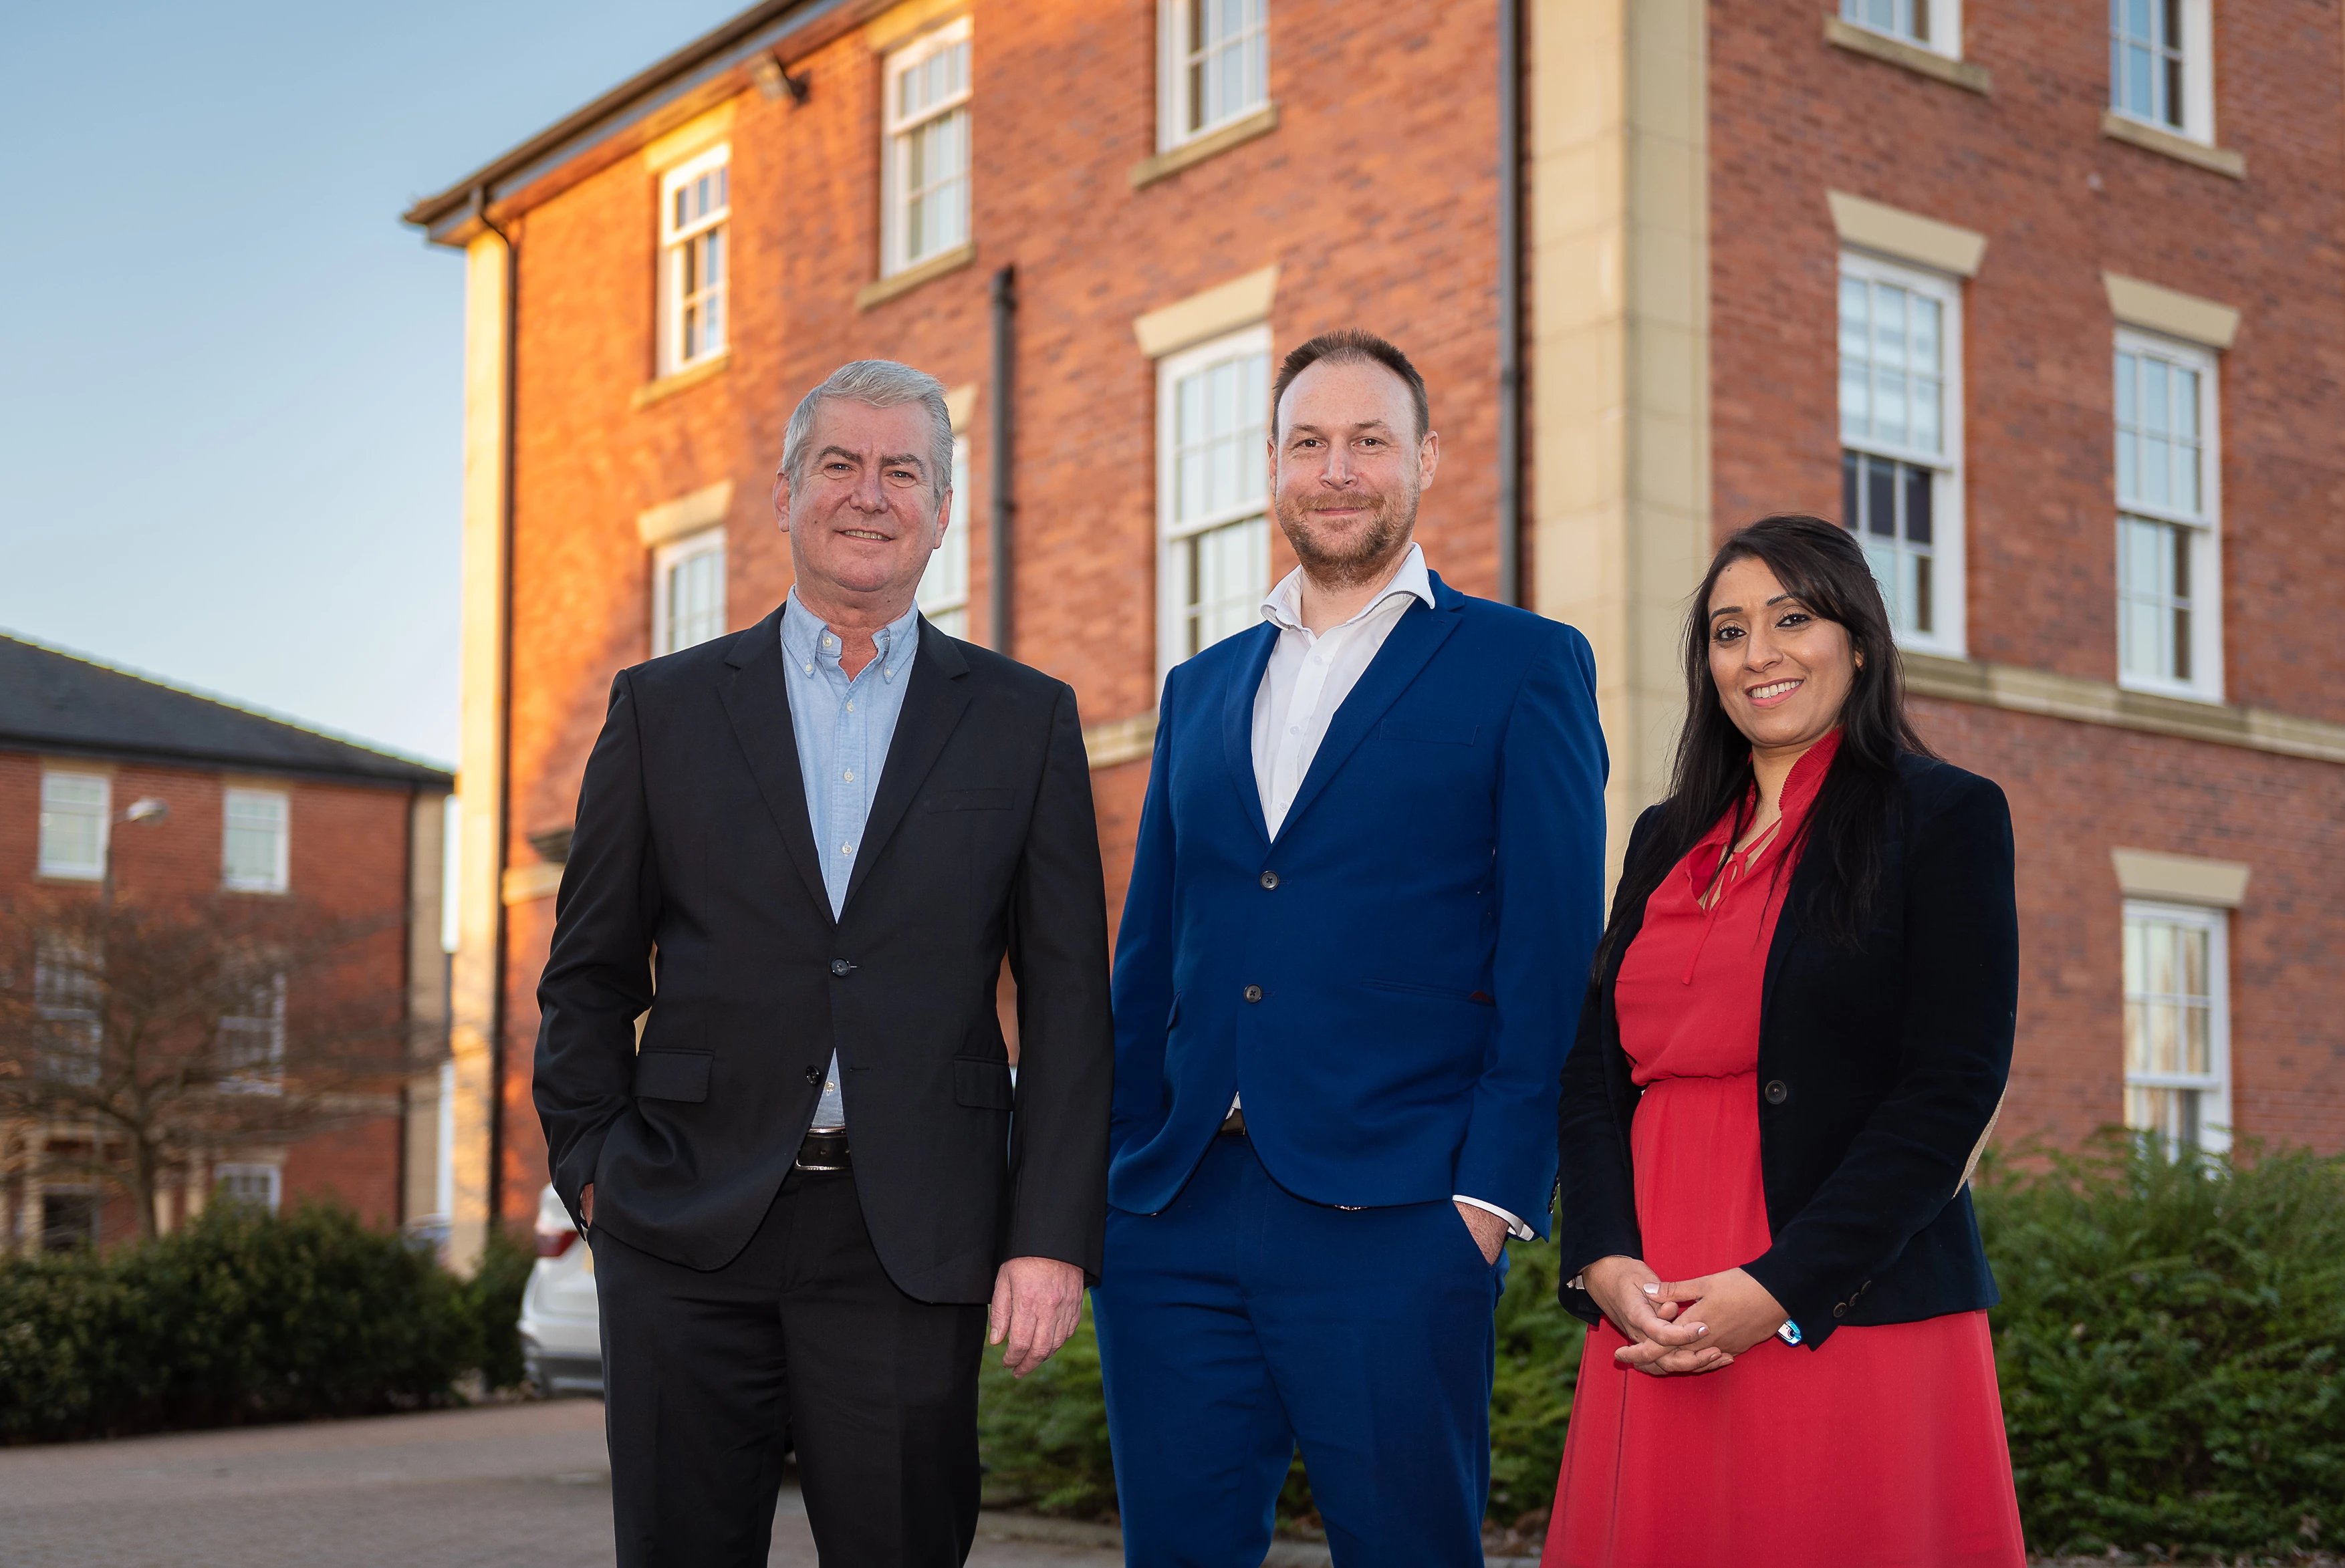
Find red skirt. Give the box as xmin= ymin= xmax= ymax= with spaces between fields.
xmin=1541 ymin=1073 xmax=2027 ymax=1568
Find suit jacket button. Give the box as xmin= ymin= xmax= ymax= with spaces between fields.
xmin=1243 ymin=985 xmax=1263 ymax=1003
xmin=1833 ymin=1303 xmax=1848 ymax=1319
xmin=830 ymin=958 xmax=852 ymax=976
xmin=1259 ymin=870 xmax=1279 ymax=890
xmin=805 ymin=1065 xmax=822 ymax=1085
xmin=1763 ymin=1079 xmax=1789 ymax=1105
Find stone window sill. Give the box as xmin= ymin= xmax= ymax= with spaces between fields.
xmin=1128 ymin=103 xmax=1280 ymax=190
xmin=856 ymin=243 xmax=978 ymax=311
xmin=2099 ymin=110 xmax=2246 ymax=179
xmin=632 ymin=352 xmax=731 ymax=410
xmin=1823 ymin=17 xmax=1991 ymax=95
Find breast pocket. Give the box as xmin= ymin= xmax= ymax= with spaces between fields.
xmin=1380 ymin=720 xmax=1478 ymax=747
xmin=926 ymin=788 xmax=1015 ymax=813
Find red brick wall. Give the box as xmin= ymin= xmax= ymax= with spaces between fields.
xmin=495 ymin=0 xmax=1513 ymax=1192
xmin=1709 ymin=2 xmax=2345 ymax=1152
xmin=0 ymin=749 xmax=424 ymax=1235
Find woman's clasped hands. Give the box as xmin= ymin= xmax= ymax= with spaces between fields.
xmin=1583 ymin=1256 xmax=1791 ymax=1376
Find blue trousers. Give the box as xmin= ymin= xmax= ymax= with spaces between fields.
xmin=1093 ymin=1135 xmax=1504 ymax=1568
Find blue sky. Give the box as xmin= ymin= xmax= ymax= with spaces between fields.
xmin=0 ymin=1 xmax=745 ymax=767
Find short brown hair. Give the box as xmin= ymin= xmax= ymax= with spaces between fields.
xmin=1270 ymin=329 xmax=1431 ymax=442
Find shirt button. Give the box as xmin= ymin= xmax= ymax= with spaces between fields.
xmin=839 ymin=843 xmax=853 ymax=855
xmin=846 ymin=700 xmax=855 ymax=712
xmin=842 ymin=770 xmax=854 ymax=782
xmin=1764 ymin=1079 xmax=1789 ymax=1105
xmin=1259 ymin=871 xmax=1279 ymax=890
xmin=830 ymin=959 xmax=853 ymax=976
xmin=1243 ymin=985 xmax=1263 ymax=1003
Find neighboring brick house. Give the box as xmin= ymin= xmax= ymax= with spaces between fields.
xmin=0 ymin=634 xmax=453 ymax=1253
xmin=402 ymin=0 xmax=2344 ymax=1258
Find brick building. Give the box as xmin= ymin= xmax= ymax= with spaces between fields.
xmin=403 ymin=0 xmax=2345 ymax=1260
xmin=0 ymin=634 xmax=453 ymax=1252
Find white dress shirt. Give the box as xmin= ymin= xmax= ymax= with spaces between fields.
xmin=1241 ymin=544 xmax=1529 ymax=1240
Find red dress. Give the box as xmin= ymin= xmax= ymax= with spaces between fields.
xmin=1544 ymin=735 xmax=2025 ymax=1568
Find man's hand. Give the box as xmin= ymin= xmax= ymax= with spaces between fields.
xmin=579 ymin=1184 xmax=594 ymax=1228
xmin=1453 ymin=1201 xmax=1509 ymax=1265
xmin=988 ymin=1257 xmax=1085 ymax=1378
xmin=1583 ymin=1254 xmax=1728 ymax=1378
xmin=1637 ymin=1267 xmax=1788 ymax=1359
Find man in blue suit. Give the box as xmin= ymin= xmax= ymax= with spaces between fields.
xmin=1095 ymin=330 xmax=1608 ymax=1565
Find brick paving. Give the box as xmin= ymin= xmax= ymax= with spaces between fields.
xmin=0 ymin=1400 xmax=1121 ymax=1568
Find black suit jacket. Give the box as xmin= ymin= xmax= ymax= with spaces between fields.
xmin=1555 ymin=753 xmax=2016 ymax=1347
xmin=533 ymin=606 xmax=1114 ymax=1303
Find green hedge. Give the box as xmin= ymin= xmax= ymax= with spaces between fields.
xmin=0 ymin=1201 xmax=527 ymax=1444
xmin=1979 ymin=1136 xmax=2345 ymax=1558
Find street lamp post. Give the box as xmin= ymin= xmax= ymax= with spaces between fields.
xmin=98 ymin=798 xmax=170 ymax=912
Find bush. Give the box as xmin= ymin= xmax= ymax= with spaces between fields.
xmin=0 ymin=1200 xmax=491 ymax=1443
xmin=462 ymin=1225 xmax=537 ymax=1395
xmin=1977 ymin=1136 xmax=2345 ymax=1558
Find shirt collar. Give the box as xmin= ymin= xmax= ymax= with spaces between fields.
xmin=780 ymin=588 xmax=923 ymax=678
xmin=1260 ymin=542 xmax=1435 ymax=636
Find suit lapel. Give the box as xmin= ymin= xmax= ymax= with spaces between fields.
xmin=1219 ymin=624 xmax=1277 ymax=847
xmin=1271 ymin=575 xmax=1464 ymax=844
xmin=841 ymin=617 xmax=974 ymax=914
xmin=719 ymin=608 xmax=832 ymax=921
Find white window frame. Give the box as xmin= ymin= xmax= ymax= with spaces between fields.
xmin=2114 ymin=328 xmax=2223 ymax=702
xmin=2110 ymin=0 xmax=2215 ymax=144
xmin=215 ymin=1162 xmax=283 ymax=1215
xmin=2121 ymin=898 xmax=2231 ymax=1155
xmin=38 ymin=770 xmax=110 ymax=880
xmin=658 ymin=144 xmax=731 ymax=376
xmin=1837 ymin=251 xmax=1967 ymax=657
xmin=1838 ymin=0 xmax=1963 ymax=58
xmin=1156 ymin=323 xmax=1273 ymax=688
xmin=918 ymin=436 xmax=973 ymax=639
xmin=221 ymin=787 xmax=289 ymax=894
xmin=1160 ymin=0 xmax=1271 ymax=150
xmin=882 ymin=17 xmax=973 ymax=278
xmin=219 ymin=972 xmax=287 ymax=1097
xmin=33 ymin=935 xmax=102 ymax=1087
xmin=651 ymin=527 xmax=727 ymax=656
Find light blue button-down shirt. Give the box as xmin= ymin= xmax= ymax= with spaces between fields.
xmin=781 ymin=588 xmax=922 ymax=1130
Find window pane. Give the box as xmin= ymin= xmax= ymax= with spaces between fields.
xmin=223 ymin=790 xmax=288 ymax=891
xmin=1187 ymin=516 xmax=1268 ymax=655
xmin=39 ymin=773 xmax=109 ymax=878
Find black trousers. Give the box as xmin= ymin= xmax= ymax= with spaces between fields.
xmin=592 ymin=1167 xmax=987 ymax=1568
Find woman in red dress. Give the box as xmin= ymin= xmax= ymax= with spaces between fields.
xmin=1546 ymin=515 xmax=2026 ymax=1567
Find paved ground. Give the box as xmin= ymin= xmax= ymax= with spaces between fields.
xmin=0 ymin=1400 xmax=1126 ymax=1568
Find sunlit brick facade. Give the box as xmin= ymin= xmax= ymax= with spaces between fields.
xmin=409 ymin=0 xmax=2345 ymax=1257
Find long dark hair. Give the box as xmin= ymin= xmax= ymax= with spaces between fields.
xmin=1596 ymin=515 xmax=1934 ymax=966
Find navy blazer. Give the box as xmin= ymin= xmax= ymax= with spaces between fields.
xmin=1554 ymin=753 xmax=2017 ymax=1347
xmin=1108 ymin=571 xmax=1609 ymax=1231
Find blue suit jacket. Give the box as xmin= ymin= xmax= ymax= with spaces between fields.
xmin=1108 ymin=572 xmax=1608 ymax=1232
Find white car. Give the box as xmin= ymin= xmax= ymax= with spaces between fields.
xmin=519 ymin=1184 xmax=603 ymax=1397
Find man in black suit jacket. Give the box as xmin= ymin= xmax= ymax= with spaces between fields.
xmin=534 ymin=359 xmax=1113 ymax=1568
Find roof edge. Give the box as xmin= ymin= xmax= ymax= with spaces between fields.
xmin=1 ymin=735 xmax=453 ymax=792
xmin=401 ymin=0 xmax=877 ymax=245
xmin=1 ymin=632 xmax=457 ymax=783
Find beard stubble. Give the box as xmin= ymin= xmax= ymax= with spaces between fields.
xmin=1273 ymin=477 xmax=1421 ymax=591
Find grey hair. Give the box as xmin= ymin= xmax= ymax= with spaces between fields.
xmin=779 ymin=359 xmax=955 ymax=504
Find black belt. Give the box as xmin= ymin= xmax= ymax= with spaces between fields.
xmin=795 ymin=1130 xmax=852 ymax=1171
xmin=1217 ymin=1106 xmax=1247 ymax=1138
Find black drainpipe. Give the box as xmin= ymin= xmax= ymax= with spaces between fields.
xmin=988 ymin=265 xmax=1017 ymax=653
xmin=471 ymin=184 xmax=519 ymax=1236
xmin=1496 ymin=0 xmax=1524 ymax=609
